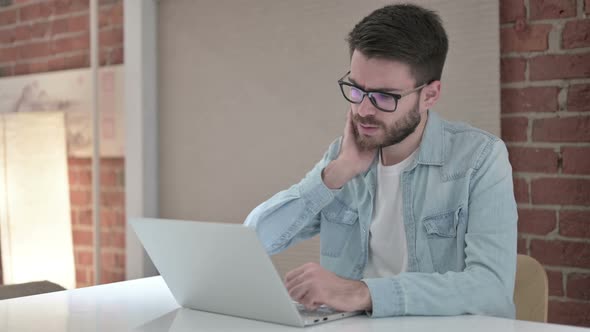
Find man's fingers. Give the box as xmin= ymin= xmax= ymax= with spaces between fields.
xmin=284 ymin=265 xmax=306 ymax=284
xmin=300 ymin=289 xmax=322 ymax=311
xmin=288 ymin=282 xmax=308 ymax=303
xmin=285 ymin=273 xmax=302 ymax=291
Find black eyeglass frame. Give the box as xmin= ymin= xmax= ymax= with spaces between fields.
xmin=337 ymin=71 xmax=429 ymax=113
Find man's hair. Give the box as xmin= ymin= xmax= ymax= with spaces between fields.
xmin=347 ymin=3 xmax=448 ymax=86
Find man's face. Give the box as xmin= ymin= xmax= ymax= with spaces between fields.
xmin=348 ymin=50 xmax=424 ymax=151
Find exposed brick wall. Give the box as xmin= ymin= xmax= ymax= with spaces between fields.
xmin=501 ymin=0 xmax=590 ymax=327
xmin=0 ymin=0 xmax=124 ymax=288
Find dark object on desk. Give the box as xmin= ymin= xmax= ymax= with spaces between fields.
xmin=0 ymin=281 xmax=66 ymax=300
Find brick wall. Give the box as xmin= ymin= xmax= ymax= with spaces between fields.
xmin=501 ymin=0 xmax=590 ymax=327
xmin=0 ymin=0 xmax=124 ymax=288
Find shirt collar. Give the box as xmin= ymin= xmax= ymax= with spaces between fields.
xmin=415 ymin=110 xmax=445 ymax=166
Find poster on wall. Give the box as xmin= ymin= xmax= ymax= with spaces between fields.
xmin=0 ymin=65 xmax=124 ymax=157
xmin=0 ymin=112 xmax=75 ymax=289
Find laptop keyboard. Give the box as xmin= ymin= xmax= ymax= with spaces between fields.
xmin=296 ymin=303 xmax=339 ymax=317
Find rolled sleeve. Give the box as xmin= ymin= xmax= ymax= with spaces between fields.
xmin=362 ymin=277 xmax=406 ymax=317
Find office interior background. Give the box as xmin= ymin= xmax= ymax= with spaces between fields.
xmin=0 ymin=0 xmax=589 ymax=328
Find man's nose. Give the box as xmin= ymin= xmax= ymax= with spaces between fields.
xmin=357 ymin=95 xmax=377 ymax=117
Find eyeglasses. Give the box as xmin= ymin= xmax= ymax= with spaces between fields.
xmin=337 ymin=71 xmax=428 ymax=113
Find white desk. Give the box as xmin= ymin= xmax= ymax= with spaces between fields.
xmin=0 ymin=276 xmax=586 ymax=332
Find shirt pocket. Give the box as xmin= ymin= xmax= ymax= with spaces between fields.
xmin=422 ymin=207 xmax=463 ymax=273
xmin=319 ymin=199 xmax=358 ymax=257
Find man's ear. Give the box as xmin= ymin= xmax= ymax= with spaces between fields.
xmin=421 ymin=81 xmax=441 ymax=110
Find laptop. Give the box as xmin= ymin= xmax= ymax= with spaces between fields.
xmin=131 ymin=218 xmax=363 ymax=327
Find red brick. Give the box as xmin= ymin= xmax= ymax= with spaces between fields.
xmin=53 ymin=34 xmax=89 ymax=54
xmin=76 ymin=169 xmax=91 ymax=186
xmin=567 ymin=273 xmax=590 ymax=300
xmin=74 ymin=209 xmax=93 ymax=225
xmin=517 ymin=237 xmax=527 ymax=254
xmin=532 ymin=116 xmax=590 ymax=142
xmin=70 ymin=210 xmax=77 ymax=224
xmin=500 ymin=0 xmax=525 ymax=23
xmin=0 ymin=9 xmax=17 ymax=25
xmin=101 ymin=270 xmax=124 ymax=284
xmin=562 ymin=147 xmax=590 ymax=174
xmin=100 ymin=209 xmax=116 ymax=227
xmin=101 ymin=191 xmax=124 ymax=207
xmin=532 ymin=178 xmax=590 ymax=205
xmin=0 ymin=29 xmax=15 ymax=44
xmin=99 ymin=27 xmax=123 ymax=48
xmin=546 ymin=270 xmax=564 ymax=296
xmin=530 ymin=239 xmax=590 ymax=268
xmin=530 ymin=0 xmax=576 ymax=20
xmin=501 ymin=117 xmax=528 ymax=142
xmin=16 ymin=62 xmax=49 ymax=75
xmin=101 ymin=251 xmax=125 ymax=270
xmin=13 ymin=25 xmax=31 ymax=42
xmin=0 ymin=46 xmax=17 ymax=62
xmin=68 ymin=169 xmax=78 ymax=185
xmin=54 ymin=0 xmax=89 ymax=16
xmin=13 ymin=63 xmax=30 ymax=76
xmin=508 ymin=147 xmax=559 ymax=173
xmin=73 ymin=229 xmax=94 ymax=246
xmin=18 ymin=41 xmax=51 ymax=59
xmin=101 ymin=230 xmax=125 ymax=248
xmin=48 ymin=56 xmax=66 ymax=71
xmin=560 ymin=210 xmax=590 ymax=238
xmin=76 ymin=268 xmax=88 ymax=284
xmin=563 ymin=20 xmax=590 ymax=49
xmin=19 ymin=3 xmax=54 ymax=22
xmin=502 ymin=87 xmax=559 ymax=114
xmin=29 ymin=61 xmax=48 ymax=73
xmin=109 ymin=46 xmax=123 ymax=65
xmin=70 ymin=189 xmax=92 ymax=205
xmin=501 ymin=24 xmax=552 ymax=53
xmin=549 ymin=301 xmax=590 ymax=327
xmin=76 ymin=250 xmax=93 ymax=266
xmin=68 ymin=158 xmax=91 ymax=166
xmin=99 ymin=3 xmax=123 ymax=27
xmin=110 ymin=2 xmax=123 ymax=26
xmin=500 ymin=58 xmax=526 ymax=83
xmin=530 ymin=54 xmax=590 ymax=80
xmin=69 ymin=15 xmax=89 ymax=33
xmin=99 ymin=48 xmax=109 ymax=66
xmin=30 ymin=22 xmax=50 ymax=39
xmin=513 ymin=177 xmax=529 ymax=203
xmin=101 ymin=158 xmax=124 ymax=167
xmin=118 ymin=211 xmax=126 ymax=226
xmin=517 ymin=208 xmax=557 ymax=235
xmin=101 ymin=170 xmax=117 ymax=187
xmin=50 ymin=18 xmax=69 ymax=36
xmin=64 ymin=53 xmax=89 ymax=69
xmin=568 ymin=84 xmax=590 ymax=113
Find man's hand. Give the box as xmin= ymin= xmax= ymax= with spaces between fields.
xmin=284 ymin=262 xmax=372 ymax=312
xmin=322 ymin=110 xmax=377 ymax=189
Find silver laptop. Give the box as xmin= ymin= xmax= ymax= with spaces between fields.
xmin=131 ymin=218 xmax=362 ymax=327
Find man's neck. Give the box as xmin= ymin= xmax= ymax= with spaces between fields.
xmin=380 ymin=111 xmax=429 ymax=166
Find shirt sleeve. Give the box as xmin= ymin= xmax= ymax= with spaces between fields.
xmin=243 ymin=138 xmax=343 ymax=255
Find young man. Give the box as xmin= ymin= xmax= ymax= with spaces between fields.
xmin=244 ymin=4 xmax=517 ymax=319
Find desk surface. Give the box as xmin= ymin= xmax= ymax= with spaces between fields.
xmin=0 ymin=276 xmax=586 ymax=332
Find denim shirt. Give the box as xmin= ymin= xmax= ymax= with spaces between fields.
xmin=244 ymin=111 xmax=518 ymax=319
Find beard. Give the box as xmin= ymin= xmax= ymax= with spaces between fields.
xmin=351 ymin=101 xmax=421 ymax=151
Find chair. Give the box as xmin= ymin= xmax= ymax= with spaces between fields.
xmin=0 ymin=281 xmax=65 ymax=300
xmin=513 ymin=254 xmax=548 ymax=322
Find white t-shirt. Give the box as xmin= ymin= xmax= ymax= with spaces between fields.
xmin=363 ymin=150 xmax=416 ymax=279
